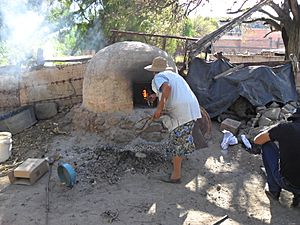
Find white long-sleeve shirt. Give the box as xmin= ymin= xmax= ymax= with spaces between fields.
xmin=152 ymin=70 xmax=201 ymax=131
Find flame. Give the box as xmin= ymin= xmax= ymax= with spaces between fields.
xmin=142 ymin=88 xmax=148 ymax=100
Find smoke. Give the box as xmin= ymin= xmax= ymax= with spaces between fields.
xmin=0 ymin=0 xmax=54 ymax=66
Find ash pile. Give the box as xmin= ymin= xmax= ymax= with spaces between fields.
xmin=73 ymin=143 xmax=168 ymax=185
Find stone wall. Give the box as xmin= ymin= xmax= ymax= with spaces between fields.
xmin=0 ymin=63 xmax=87 ymax=112
xmin=0 ymin=66 xmax=20 ymax=111
xmin=71 ymin=105 xmax=212 ymax=148
xmin=71 ymin=106 xmax=169 ymax=144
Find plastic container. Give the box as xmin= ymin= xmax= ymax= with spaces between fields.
xmin=0 ymin=132 xmax=12 ymax=163
xmin=57 ymin=162 xmax=77 ymax=188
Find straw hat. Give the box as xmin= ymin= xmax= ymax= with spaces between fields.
xmin=144 ymin=56 xmax=173 ymax=72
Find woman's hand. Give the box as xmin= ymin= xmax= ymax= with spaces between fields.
xmin=153 ymin=108 xmax=162 ymax=119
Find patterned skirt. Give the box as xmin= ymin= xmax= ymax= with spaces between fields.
xmin=167 ymin=120 xmax=195 ymax=157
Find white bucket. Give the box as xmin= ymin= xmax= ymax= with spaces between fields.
xmin=0 ymin=132 xmax=12 ymax=163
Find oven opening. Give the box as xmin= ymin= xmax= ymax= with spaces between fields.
xmin=132 ymin=82 xmax=157 ymax=108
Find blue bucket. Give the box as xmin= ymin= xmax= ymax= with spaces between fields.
xmin=57 ymin=162 xmax=77 ymax=188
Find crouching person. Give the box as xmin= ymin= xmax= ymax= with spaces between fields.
xmin=254 ymin=108 xmax=300 ymax=207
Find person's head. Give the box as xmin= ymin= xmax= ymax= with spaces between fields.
xmin=144 ymin=56 xmax=173 ymax=75
xmin=287 ymin=108 xmax=300 ymax=122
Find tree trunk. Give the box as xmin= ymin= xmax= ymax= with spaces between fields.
xmin=286 ymin=21 xmax=300 ymax=60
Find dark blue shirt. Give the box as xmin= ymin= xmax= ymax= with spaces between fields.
xmin=269 ymin=122 xmax=300 ymax=187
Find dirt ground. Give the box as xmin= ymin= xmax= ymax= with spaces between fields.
xmin=0 ymin=108 xmax=300 ymax=225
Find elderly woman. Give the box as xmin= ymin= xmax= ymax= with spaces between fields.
xmin=144 ymin=56 xmax=201 ymax=183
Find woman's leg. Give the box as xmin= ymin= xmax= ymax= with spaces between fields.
xmin=168 ymin=121 xmax=195 ymax=181
xmin=170 ymin=155 xmax=183 ymax=181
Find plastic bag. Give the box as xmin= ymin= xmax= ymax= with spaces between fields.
xmin=220 ymin=130 xmax=238 ymax=150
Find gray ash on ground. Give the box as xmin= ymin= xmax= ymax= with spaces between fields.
xmin=1 ymin=108 xmax=169 ymax=184
xmin=73 ymin=144 xmax=168 ymax=185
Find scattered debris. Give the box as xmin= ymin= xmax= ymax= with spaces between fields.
xmin=76 ymin=144 xmax=167 ymax=185
xmin=212 ymin=214 xmax=229 ymax=225
xmin=240 ymin=134 xmax=252 ymax=150
xmin=220 ymin=130 xmax=238 ymax=150
xmin=101 ymin=209 xmax=119 ymax=223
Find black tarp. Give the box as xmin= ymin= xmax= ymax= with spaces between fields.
xmin=186 ymin=58 xmax=297 ymax=118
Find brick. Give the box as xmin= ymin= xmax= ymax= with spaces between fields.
xmin=220 ymin=118 xmax=241 ymax=135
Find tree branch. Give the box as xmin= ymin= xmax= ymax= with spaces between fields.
xmin=227 ymin=0 xmax=251 ymax=14
xmin=263 ymin=29 xmax=277 ymax=38
xmin=258 ymin=9 xmax=280 ymax=21
xmin=244 ymin=17 xmax=281 ymax=31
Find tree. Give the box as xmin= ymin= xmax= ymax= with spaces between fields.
xmin=46 ymin=0 xmax=210 ymax=54
xmin=228 ymin=0 xmax=300 ymax=60
xmin=0 ymin=0 xmax=210 ymax=64
xmin=191 ymin=16 xmax=219 ymax=37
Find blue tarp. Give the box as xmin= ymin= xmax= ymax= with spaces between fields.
xmin=186 ymin=58 xmax=297 ymax=118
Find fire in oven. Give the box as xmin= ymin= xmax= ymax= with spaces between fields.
xmin=132 ymin=82 xmax=157 ymax=108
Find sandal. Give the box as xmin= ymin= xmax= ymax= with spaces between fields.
xmin=159 ymin=176 xmax=181 ymax=184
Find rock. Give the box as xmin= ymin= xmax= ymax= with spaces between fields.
xmin=119 ymin=120 xmax=135 ymax=129
xmin=255 ymin=106 xmax=266 ymax=113
xmin=34 ymin=102 xmax=57 ymax=120
xmin=288 ymin=101 xmax=298 ymax=108
xmin=269 ymin=102 xmax=280 ymax=108
xmin=281 ymin=103 xmax=297 ymax=114
xmin=106 ymin=114 xmax=123 ymax=126
xmin=250 ymin=118 xmax=259 ymax=128
xmin=258 ymin=115 xmax=272 ymax=127
xmin=143 ymin=124 xmax=164 ymax=132
xmin=262 ymin=108 xmax=281 ymax=120
xmin=140 ymin=132 xmax=166 ymax=142
xmin=93 ymin=116 xmax=106 ymax=131
xmin=111 ymin=129 xmax=135 ymax=144
xmin=220 ymin=118 xmax=241 ymax=135
xmin=135 ymin=152 xmax=147 ymax=158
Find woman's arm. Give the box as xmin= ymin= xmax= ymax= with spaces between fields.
xmin=153 ymin=82 xmax=171 ymax=119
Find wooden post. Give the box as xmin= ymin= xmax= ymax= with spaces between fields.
xmin=162 ymin=37 xmax=167 ymax=50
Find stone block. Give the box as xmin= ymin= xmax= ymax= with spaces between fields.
xmin=263 ymin=108 xmax=281 ymax=120
xmin=220 ymin=118 xmax=241 ymax=135
xmin=258 ymin=115 xmax=272 ymax=127
xmin=255 ymin=106 xmax=266 ymax=113
xmin=281 ymin=103 xmax=297 ymax=114
xmin=34 ymin=102 xmax=58 ymax=120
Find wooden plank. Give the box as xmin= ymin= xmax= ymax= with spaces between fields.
xmin=213 ymin=64 xmax=244 ymax=80
xmin=14 ymin=158 xmax=47 ymax=178
xmin=110 ymin=29 xmax=199 ymax=41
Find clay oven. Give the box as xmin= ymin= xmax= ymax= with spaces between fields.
xmin=82 ymin=41 xmax=176 ymax=113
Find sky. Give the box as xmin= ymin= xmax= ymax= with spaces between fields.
xmin=192 ymin=0 xmax=284 ymax=18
